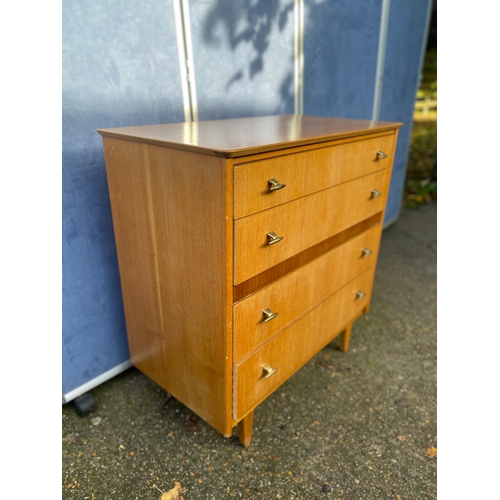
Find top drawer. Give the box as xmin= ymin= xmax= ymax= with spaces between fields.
xmin=233 ymin=133 xmax=395 ymax=219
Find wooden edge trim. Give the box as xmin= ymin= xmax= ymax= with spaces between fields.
xmin=97 ymin=124 xmax=403 ymax=160
xmin=224 ymin=158 xmax=234 ymax=437
xmin=232 ymin=130 xmax=397 ymax=166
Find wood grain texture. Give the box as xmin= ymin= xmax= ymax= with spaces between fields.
xmin=234 ymin=133 xmax=396 ymax=218
xmin=234 ymin=267 xmax=376 ymax=419
xmin=103 ymin=138 xmax=168 ymax=387
xmin=103 ymin=138 xmax=233 ymax=436
xmin=97 ymin=115 xmax=403 ymax=158
xmin=234 ymin=168 xmax=391 ymax=284
xmin=233 ymin=224 xmax=382 ymax=362
xmin=232 ymin=213 xmax=382 ymax=302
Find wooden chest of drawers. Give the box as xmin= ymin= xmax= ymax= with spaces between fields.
xmin=98 ymin=115 xmax=402 ymax=446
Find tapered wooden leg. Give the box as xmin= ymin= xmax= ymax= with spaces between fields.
xmin=363 ymin=302 xmax=370 ymax=314
xmin=339 ymin=322 xmax=353 ymax=352
xmin=238 ymin=410 xmax=254 ymax=447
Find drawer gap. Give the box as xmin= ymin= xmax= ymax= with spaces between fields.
xmin=233 ymin=213 xmax=382 ymax=302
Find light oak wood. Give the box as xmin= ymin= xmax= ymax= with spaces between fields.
xmin=234 ymin=133 xmax=395 ymax=218
xmin=238 ymin=410 xmax=254 ymax=447
xmin=339 ymin=323 xmax=353 ymax=352
xmin=234 ymin=267 xmax=376 ymax=419
xmin=98 ymin=115 xmax=402 ymax=158
xmin=233 ymin=224 xmax=382 ymax=361
xmin=103 ymin=138 xmax=233 ymax=436
xmin=102 ymin=139 xmax=166 ymax=387
xmin=234 ymin=168 xmax=391 ymax=284
xmin=98 ymin=115 xmax=401 ymax=445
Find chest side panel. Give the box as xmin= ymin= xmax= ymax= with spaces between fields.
xmin=103 ymin=137 xmax=233 ymax=436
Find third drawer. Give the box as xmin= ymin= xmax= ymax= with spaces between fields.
xmin=233 ymin=223 xmax=382 ymax=362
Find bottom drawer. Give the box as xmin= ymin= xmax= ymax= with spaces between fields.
xmin=234 ymin=267 xmax=375 ymax=419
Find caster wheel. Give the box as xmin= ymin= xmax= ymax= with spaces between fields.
xmin=73 ymin=393 xmax=96 ymax=417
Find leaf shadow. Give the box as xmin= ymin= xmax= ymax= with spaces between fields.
xmin=202 ymin=0 xmax=295 ymax=114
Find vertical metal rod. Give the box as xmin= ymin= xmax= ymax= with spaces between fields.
xmin=372 ymin=0 xmax=391 ymax=121
xmin=172 ymin=0 xmax=198 ymax=122
xmin=172 ymin=0 xmax=191 ymax=122
xmin=294 ymin=0 xmax=304 ymax=115
xmin=181 ymin=0 xmax=198 ymax=121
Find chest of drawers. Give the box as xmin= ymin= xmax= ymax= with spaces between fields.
xmin=98 ymin=115 xmax=402 ymax=446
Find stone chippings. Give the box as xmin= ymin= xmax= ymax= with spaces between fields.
xmin=63 ymin=203 xmax=437 ymax=499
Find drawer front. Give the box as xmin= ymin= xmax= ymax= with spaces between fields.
xmin=234 ymin=133 xmax=395 ymax=219
xmin=234 ymin=168 xmax=391 ymax=285
xmin=233 ymin=224 xmax=382 ymax=362
xmin=234 ymin=267 xmax=375 ymax=419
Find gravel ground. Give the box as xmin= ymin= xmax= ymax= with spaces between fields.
xmin=62 ymin=202 xmax=437 ymax=500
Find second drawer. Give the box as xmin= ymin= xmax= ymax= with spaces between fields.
xmin=233 ymin=223 xmax=382 ymax=362
xmin=234 ymin=168 xmax=391 ymax=284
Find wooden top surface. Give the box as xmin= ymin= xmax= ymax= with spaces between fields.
xmin=97 ymin=114 xmax=403 ymax=158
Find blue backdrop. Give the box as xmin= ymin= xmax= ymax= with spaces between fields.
xmin=190 ymin=0 xmax=295 ymax=119
xmin=304 ymin=0 xmax=382 ymax=119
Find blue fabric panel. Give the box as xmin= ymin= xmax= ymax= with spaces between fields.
xmin=380 ymin=0 xmax=430 ymax=225
xmin=189 ymin=0 xmax=295 ymax=120
xmin=303 ymin=0 xmax=382 ymax=119
xmin=62 ymin=0 xmax=184 ymax=395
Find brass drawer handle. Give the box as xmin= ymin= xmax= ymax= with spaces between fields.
xmin=262 ymin=364 xmax=278 ymax=379
xmin=262 ymin=308 xmax=278 ymax=322
xmin=371 ymin=189 xmax=382 ymax=199
xmin=376 ymin=150 xmax=388 ymax=159
xmin=362 ymin=247 xmax=372 ymax=258
xmin=268 ymin=178 xmax=286 ymax=191
xmin=267 ymin=231 xmax=284 ymax=245
xmin=356 ymin=291 xmax=366 ymax=300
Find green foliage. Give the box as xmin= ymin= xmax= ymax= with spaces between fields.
xmin=414 ymin=49 xmax=437 ymax=120
xmin=405 ymin=44 xmax=437 ymax=209
xmin=404 ymin=121 xmax=437 ymax=209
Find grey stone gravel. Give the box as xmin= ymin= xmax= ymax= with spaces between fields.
xmin=62 ymin=202 xmax=437 ymax=499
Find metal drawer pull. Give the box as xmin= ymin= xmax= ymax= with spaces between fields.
xmin=268 ymin=178 xmax=286 ymax=191
xmin=371 ymin=189 xmax=382 ymax=198
xmin=262 ymin=308 xmax=278 ymax=322
xmin=376 ymin=150 xmax=388 ymax=159
xmin=356 ymin=291 xmax=366 ymax=300
xmin=263 ymin=364 xmax=278 ymax=379
xmin=362 ymin=247 xmax=372 ymax=258
xmin=267 ymin=231 xmax=284 ymax=245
